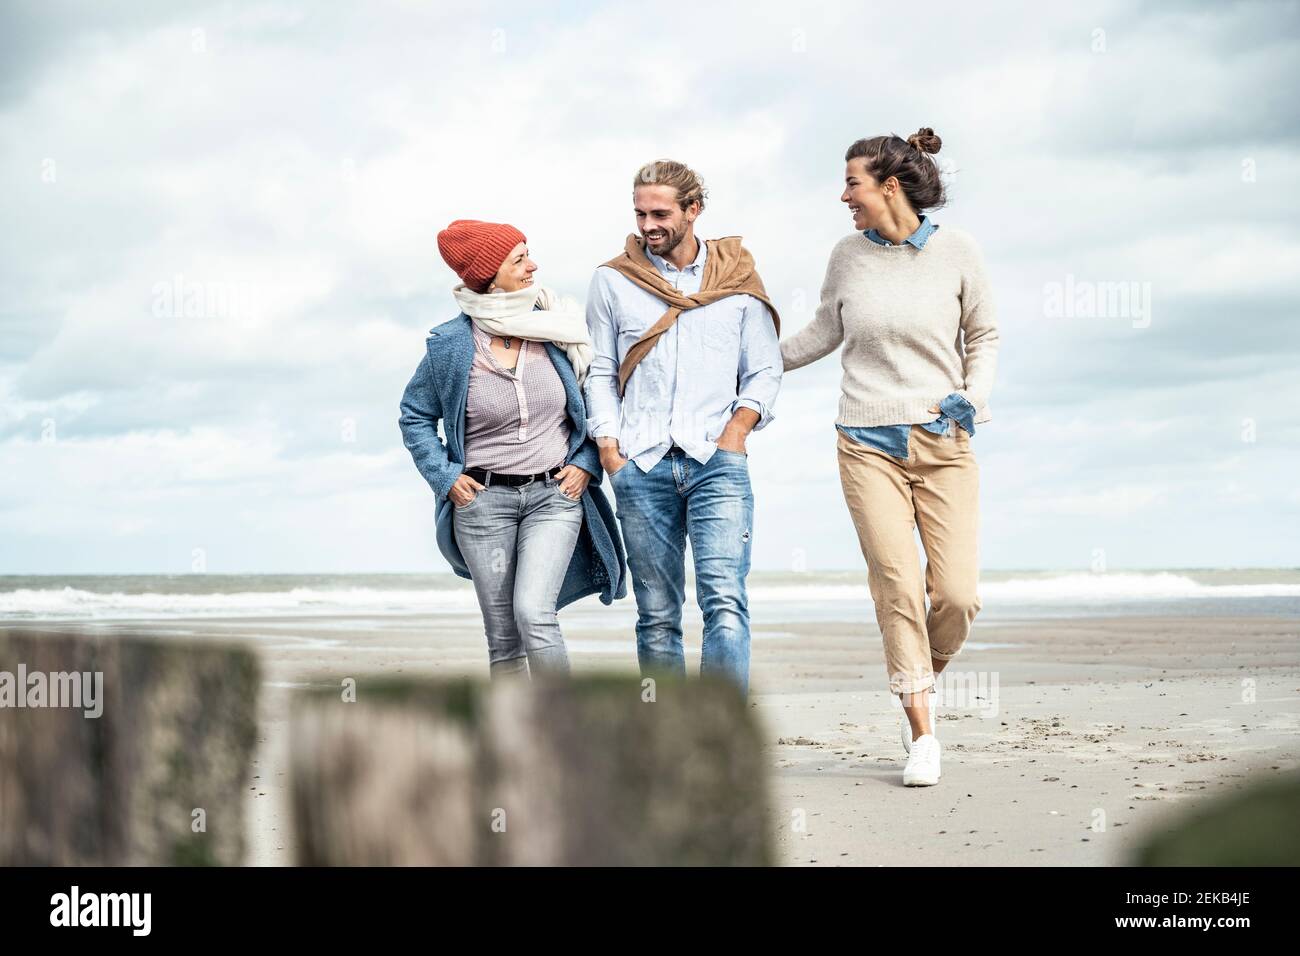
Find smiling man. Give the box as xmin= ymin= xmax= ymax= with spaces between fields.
xmin=583 ymin=159 xmax=782 ymax=695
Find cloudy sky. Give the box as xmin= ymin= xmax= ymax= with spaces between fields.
xmin=2 ymin=0 xmax=1298 ymax=575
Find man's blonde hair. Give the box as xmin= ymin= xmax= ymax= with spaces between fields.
xmin=632 ymin=159 xmax=707 ymax=212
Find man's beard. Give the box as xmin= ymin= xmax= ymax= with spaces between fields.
xmin=644 ymin=225 xmax=684 ymax=257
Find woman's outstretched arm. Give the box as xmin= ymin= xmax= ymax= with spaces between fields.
xmin=780 ymin=250 xmax=845 ymax=372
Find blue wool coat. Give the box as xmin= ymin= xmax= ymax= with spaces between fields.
xmin=398 ymin=313 xmax=627 ymax=608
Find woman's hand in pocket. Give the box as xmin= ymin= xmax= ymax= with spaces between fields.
xmin=449 ymin=474 xmax=485 ymax=506
xmin=555 ymin=464 xmax=592 ymax=499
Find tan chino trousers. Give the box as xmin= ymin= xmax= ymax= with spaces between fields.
xmin=836 ymin=425 xmax=982 ymax=696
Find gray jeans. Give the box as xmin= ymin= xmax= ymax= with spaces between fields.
xmin=451 ymin=473 xmax=584 ymax=678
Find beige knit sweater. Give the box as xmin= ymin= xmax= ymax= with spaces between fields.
xmin=781 ymin=226 xmax=998 ymax=426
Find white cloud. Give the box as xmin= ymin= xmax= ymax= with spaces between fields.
xmin=1 ymin=0 xmax=1298 ymax=572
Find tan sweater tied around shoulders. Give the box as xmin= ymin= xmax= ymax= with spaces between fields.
xmin=780 ymin=226 xmax=998 ymax=426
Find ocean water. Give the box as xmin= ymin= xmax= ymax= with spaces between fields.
xmin=1 ymin=569 xmax=1298 ymax=624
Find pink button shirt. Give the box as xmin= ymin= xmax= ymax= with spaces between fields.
xmin=463 ymin=321 xmax=571 ymax=474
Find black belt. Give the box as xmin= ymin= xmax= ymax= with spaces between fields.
xmin=464 ymin=465 xmax=563 ymax=488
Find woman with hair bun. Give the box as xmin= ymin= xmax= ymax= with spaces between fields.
xmin=781 ymin=128 xmax=999 ymax=787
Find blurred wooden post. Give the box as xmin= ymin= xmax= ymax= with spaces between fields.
xmin=290 ymin=682 xmax=480 ymax=866
xmin=1134 ymin=770 xmax=1300 ymax=866
xmin=0 ymin=630 xmax=259 ymax=866
xmin=291 ymin=676 xmax=772 ymax=866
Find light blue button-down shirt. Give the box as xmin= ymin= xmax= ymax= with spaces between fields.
xmin=584 ymin=238 xmax=782 ymax=473
xmin=864 ymin=213 xmax=939 ymax=250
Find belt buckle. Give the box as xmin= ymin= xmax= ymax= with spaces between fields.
xmin=521 ymin=473 xmax=536 ymax=486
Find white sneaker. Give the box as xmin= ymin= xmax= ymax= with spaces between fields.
xmin=903 ymin=734 xmax=941 ymax=786
xmin=900 ymin=692 xmax=938 ymax=754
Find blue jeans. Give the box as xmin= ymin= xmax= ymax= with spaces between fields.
xmin=451 ymin=474 xmax=584 ymax=678
xmin=609 ymin=447 xmax=755 ymax=694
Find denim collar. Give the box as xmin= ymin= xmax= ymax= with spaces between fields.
xmin=865 ymin=214 xmax=937 ymax=249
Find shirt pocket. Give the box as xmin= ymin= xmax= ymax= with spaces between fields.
xmin=702 ymin=313 xmax=742 ymax=353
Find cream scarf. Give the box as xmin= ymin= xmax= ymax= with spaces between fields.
xmin=451 ymin=283 xmax=593 ymax=386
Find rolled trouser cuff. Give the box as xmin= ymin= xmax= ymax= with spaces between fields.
xmin=889 ymin=670 xmax=936 ymax=697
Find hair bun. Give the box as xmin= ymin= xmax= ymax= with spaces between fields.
xmin=907 ymin=127 xmax=942 ymax=155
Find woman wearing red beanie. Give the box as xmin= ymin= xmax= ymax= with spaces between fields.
xmin=399 ymin=220 xmax=627 ymax=678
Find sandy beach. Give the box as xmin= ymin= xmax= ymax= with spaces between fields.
xmin=15 ymin=591 xmax=1296 ymax=867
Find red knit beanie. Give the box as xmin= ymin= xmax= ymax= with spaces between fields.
xmin=437 ymin=219 xmax=527 ymax=293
